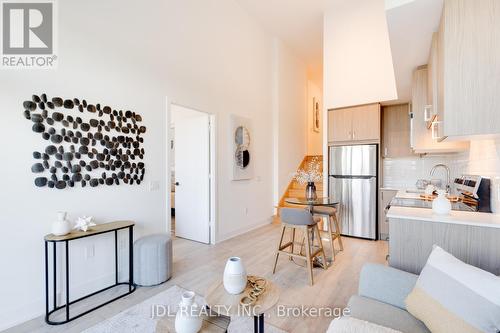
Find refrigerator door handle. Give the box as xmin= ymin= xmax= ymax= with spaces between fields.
xmin=330 ymin=175 xmax=375 ymax=180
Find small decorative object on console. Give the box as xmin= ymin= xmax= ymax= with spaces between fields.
xmin=74 ymin=216 xmax=95 ymax=232
xmin=51 ymin=211 xmax=72 ymax=236
xmin=223 ymin=256 xmax=247 ymax=295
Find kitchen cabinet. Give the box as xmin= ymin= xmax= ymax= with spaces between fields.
xmin=328 ymin=108 xmax=352 ymax=142
xmin=389 ymin=215 xmax=500 ymax=275
xmin=411 ymin=66 xmax=468 ymax=153
xmin=328 ymin=103 xmax=380 ymax=143
xmin=379 ymin=189 xmax=398 ymax=240
xmin=437 ymin=0 xmax=500 ymax=138
xmin=381 ymin=104 xmax=413 ymax=158
xmin=426 ymin=32 xmax=438 ymax=120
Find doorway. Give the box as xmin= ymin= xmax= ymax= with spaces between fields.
xmin=168 ymin=103 xmax=215 ymax=244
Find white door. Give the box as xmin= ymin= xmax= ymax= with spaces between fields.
xmin=173 ymin=105 xmax=210 ymax=244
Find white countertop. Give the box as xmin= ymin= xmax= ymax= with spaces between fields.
xmin=387 ymin=205 xmax=500 ymax=229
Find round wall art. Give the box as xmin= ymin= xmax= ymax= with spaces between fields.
xmin=230 ymin=115 xmax=253 ymax=180
xmin=234 ymin=126 xmax=250 ymax=169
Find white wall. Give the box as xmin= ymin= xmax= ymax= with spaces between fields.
xmin=272 ymin=40 xmax=308 ymax=205
xmin=323 ymin=0 xmax=398 ymax=109
xmin=307 ymin=80 xmax=323 ymax=155
xmin=0 ymin=0 xmax=307 ymax=329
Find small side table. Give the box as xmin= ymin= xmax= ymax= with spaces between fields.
xmin=44 ymin=221 xmax=136 ymax=325
xmin=205 ymin=277 xmax=279 ymax=333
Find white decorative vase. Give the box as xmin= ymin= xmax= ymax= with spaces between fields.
xmin=51 ymin=212 xmax=72 ymax=236
xmin=175 ymin=291 xmax=202 ymax=333
xmin=432 ymin=190 xmax=451 ymax=215
xmin=223 ymin=257 xmax=247 ymax=295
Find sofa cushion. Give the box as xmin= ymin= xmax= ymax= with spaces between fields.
xmin=347 ymin=295 xmax=430 ymax=333
xmin=327 ymin=316 xmax=403 ymax=333
xmin=359 ymin=264 xmax=418 ymax=310
xmin=405 ymin=246 xmax=500 ymax=333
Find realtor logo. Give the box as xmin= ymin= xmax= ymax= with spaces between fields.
xmin=1 ymin=1 xmax=57 ymax=68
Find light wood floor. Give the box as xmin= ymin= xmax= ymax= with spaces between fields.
xmin=5 ymin=222 xmax=388 ymax=333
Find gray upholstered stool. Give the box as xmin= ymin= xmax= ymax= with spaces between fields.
xmin=134 ymin=233 xmax=172 ymax=286
xmin=272 ymin=208 xmax=327 ymax=285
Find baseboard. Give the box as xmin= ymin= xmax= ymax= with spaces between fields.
xmin=217 ymin=217 xmax=273 ymax=243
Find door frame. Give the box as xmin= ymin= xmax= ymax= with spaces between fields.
xmin=165 ymin=98 xmax=217 ymax=244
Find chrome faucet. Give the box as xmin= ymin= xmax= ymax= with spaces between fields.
xmin=430 ymin=164 xmax=451 ymax=193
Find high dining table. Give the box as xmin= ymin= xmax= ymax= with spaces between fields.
xmin=284 ymin=197 xmax=340 ymax=266
xmin=284 ymin=197 xmax=339 ymax=213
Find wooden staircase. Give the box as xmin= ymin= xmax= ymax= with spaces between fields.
xmin=276 ymin=155 xmax=323 ymax=216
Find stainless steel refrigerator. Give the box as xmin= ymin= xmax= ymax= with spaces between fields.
xmin=329 ymin=144 xmax=377 ymax=240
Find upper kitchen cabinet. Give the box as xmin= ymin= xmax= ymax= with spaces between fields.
xmin=411 ymin=66 xmax=468 ymax=153
xmin=437 ymin=0 xmax=500 ymax=138
xmin=426 ymin=32 xmax=439 ymax=120
xmin=328 ymin=104 xmax=380 ymax=144
xmin=382 ymin=104 xmax=413 ymax=158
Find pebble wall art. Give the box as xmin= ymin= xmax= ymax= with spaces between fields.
xmin=24 ymin=94 xmax=146 ymax=189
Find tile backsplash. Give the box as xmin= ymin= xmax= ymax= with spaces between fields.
xmin=383 ymin=139 xmax=500 ymax=212
xmin=383 ymin=153 xmax=468 ymax=189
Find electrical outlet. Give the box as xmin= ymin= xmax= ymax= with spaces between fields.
xmin=149 ymin=181 xmax=160 ymax=191
xmin=85 ymin=244 xmax=95 ymax=259
xmin=244 ymin=207 xmax=248 ymax=215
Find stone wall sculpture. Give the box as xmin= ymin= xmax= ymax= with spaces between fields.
xmin=24 ymin=94 xmax=146 ymax=189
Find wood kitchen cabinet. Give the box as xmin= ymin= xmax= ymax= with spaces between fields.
xmin=427 ymin=32 xmax=438 ymax=116
xmin=437 ymin=0 xmax=500 ymax=138
xmin=381 ymin=104 xmax=413 ymax=158
xmin=328 ymin=108 xmax=352 ymax=142
xmin=411 ymin=66 xmax=468 ymax=153
xmin=328 ymin=103 xmax=380 ymax=143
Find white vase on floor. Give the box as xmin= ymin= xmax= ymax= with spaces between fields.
xmin=51 ymin=211 xmax=72 ymax=236
xmin=175 ymin=291 xmax=202 ymax=333
xmin=432 ymin=190 xmax=451 ymax=215
xmin=223 ymin=257 xmax=247 ymax=295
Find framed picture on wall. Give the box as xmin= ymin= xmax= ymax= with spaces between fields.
xmin=313 ymin=97 xmax=320 ymax=133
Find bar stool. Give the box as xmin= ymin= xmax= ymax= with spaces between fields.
xmin=312 ymin=206 xmax=344 ymax=261
xmin=272 ymin=208 xmax=327 ymax=286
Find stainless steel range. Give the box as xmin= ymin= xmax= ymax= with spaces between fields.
xmin=389 ymin=175 xmax=491 ymax=213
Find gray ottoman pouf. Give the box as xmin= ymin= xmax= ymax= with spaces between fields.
xmin=134 ymin=233 xmax=172 ymax=286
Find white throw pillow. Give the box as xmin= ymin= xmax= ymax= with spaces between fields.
xmin=405 ymin=245 xmax=500 ymax=333
xmin=327 ymin=317 xmax=402 ymax=333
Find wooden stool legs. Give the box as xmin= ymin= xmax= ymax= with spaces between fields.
xmin=331 ymin=214 xmax=344 ymax=251
xmin=272 ymin=226 xmax=286 ymax=274
xmin=272 ymin=223 xmax=327 ymax=286
xmin=318 ymin=213 xmax=344 ymax=261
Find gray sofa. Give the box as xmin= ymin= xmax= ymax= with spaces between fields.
xmin=346 ymin=264 xmax=430 ymax=333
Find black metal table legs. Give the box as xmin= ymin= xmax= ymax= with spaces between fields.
xmin=44 ymin=225 xmax=135 ymax=325
xmin=253 ymin=314 xmax=265 ymax=333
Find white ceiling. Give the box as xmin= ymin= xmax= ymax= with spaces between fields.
xmin=234 ymin=0 xmax=443 ymax=102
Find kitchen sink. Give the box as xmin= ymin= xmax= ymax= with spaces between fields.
xmin=405 ymin=188 xmax=425 ymax=194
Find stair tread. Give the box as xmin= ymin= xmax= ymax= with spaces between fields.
xmin=291 ymin=183 xmax=324 ymax=190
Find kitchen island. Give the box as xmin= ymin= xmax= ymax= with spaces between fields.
xmin=387 ymin=192 xmax=500 ymax=275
